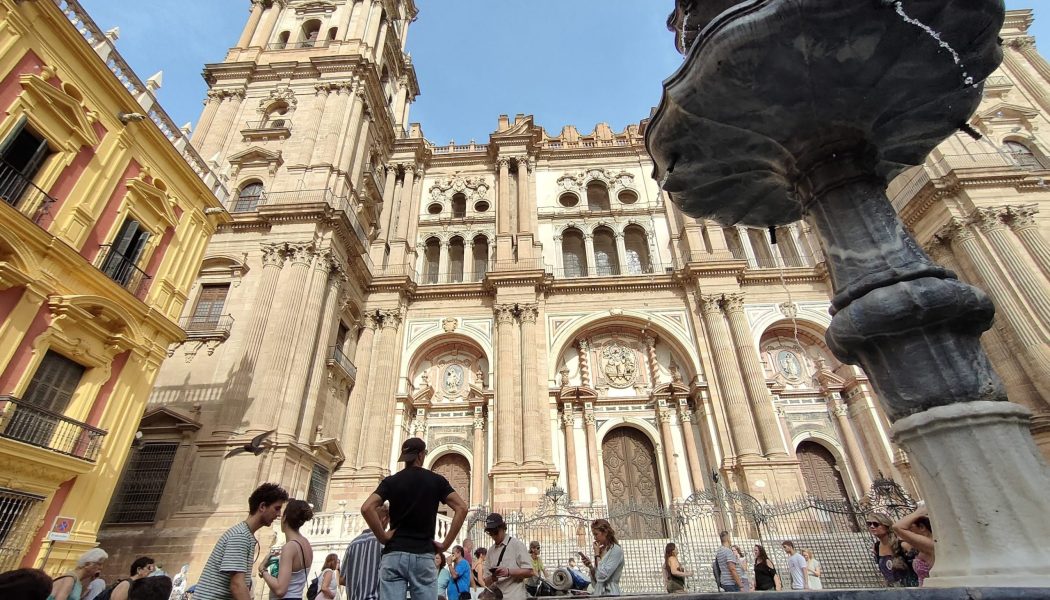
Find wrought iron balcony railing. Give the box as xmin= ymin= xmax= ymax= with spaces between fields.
xmin=0 ymin=161 xmax=57 ymax=225
xmin=0 ymin=395 xmax=107 ymax=462
xmin=266 ymin=39 xmax=333 ymax=51
xmin=552 ymin=262 xmax=666 ymax=279
xmin=244 ymin=119 xmax=292 ymax=131
xmin=225 ymin=188 xmax=370 ymax=250
xmin=95 ymin=245 xmax=151 ymax=299
xmin=180 ymin=314 xmax=234 ymax=338
xmin=327 ymin=346 xmax=358 ymax=383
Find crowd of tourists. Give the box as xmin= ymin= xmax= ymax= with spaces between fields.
xmin=1 ymin=435 xmax=934 ymax=600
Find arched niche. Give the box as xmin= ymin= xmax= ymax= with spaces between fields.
xmin=407 ymin=335 xmax=489 ymax=403
xmin=759 ymin=319 xmax=839 ymax=392
xmin=554 ymin=320 xmax=697 ymax=399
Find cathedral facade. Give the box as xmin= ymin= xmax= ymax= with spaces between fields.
xmin=97 ymin=0 xmax=1050 ymax=581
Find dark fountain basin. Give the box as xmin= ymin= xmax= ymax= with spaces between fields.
xmin=645 ymin=0 xmax=1050 ymax=590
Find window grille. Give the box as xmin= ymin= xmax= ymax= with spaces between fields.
xmin=307 ymin=464 xmax=330 ymax=511
xmin=107 ymin=442 xmax=178 ymax=523
xmin=189 ymin=284 xmax=230 ymax=330
xmin=0 ymin=488 xmax=44 ymax=572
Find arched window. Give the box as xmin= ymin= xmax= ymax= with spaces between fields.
xmin=472 ymin=235 xmax=489 ymax=281
xmin=1004 ymin=140 xmax=1043 ymax=169
xmin=593 ymin=227 xmax=620 ymax=276
xmin=263 ymin=102 xmax=289 ymax=128
xmin=561 ymin=228 xmax=588 ymax=278
xmin=424 ymin=237 xmax=440 ymax=284
xmin=748 ymin=227 xmax=776 ymax=268
xmin=623 ymin=225 xmax=651 ymax=274
xmin=587 ymin=182 xmax=611 ymax=211
xmin=301 ymin=20 xmax=322 ymax=47
xmin=327 ymin=27 xmax=338 ymax=41
xmin=275 ymin=31 xmax=290 ymax=49
xmin=451 ymin=193 xmax=467 ymax=219
xmin=448 ymin=236 xmax=465 ymax=283
xmin=234 ymin=182 xmax=264 ymax=212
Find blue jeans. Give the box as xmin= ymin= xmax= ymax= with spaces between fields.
xmin=722 ymin=583 xmax=741 ymax=592
xmin=380 ymin=551 xmax=438 ymax=600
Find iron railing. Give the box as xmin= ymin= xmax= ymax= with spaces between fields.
xmin=326 ymin=346 xmax=358 ymax=382
xmin=180 ymin=314 xmax=234 ymax=336
xmin=0 ymin=161 xmax=57 ymax=225
xmin=244 ymin=119 xmax=292 ymax=131
xmin=95 ymin=245 xmax=151 ymax=298
xmin=552 ymin=262 xmax=666 ymax=279
xmin=0 ymin=395 xmax=107 ymax=462
xmin=226 ymin=188 xmax=371 ymax=250
xmin=417 ymin=269 xmax=489 ymax=285
xmin=266 ymin=39 xmax=333 ymax=51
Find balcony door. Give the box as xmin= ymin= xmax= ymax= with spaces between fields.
xmin=102 ymin=218 xmax=151 ymax=285
xmin=4 ymin=351 xmax=84 ymax=449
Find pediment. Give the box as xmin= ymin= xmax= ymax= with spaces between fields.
xmin=976 ymin=102 xmax=1040 ymax=121
xmin=18 ymin=74 xmax=99 ymax=150
xmin=126 ymin=176 xmax=179 ymax=232
xmin=227 ymin=146 xmax=283 ymax=177
xmin=311 ymin=437 xmax=345 ymax=464
xmin=49 ymin=294 xmax=141 ymax=342
xmin=559 ymin=385 xmax=599 ymax=402
xmin=293 ymin=0 xmax=337 ymax=15
xmin=653 ymin=381 xmax=690 ymax=398
xmin=140 ymin=406 xmax=202 ymax=434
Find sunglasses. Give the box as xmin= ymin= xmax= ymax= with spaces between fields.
xmin=866 ymin=522 xmax=884 ymax=528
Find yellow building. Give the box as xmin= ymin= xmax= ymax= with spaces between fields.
xmin=0 ymin=0 xmax=231 ymax=573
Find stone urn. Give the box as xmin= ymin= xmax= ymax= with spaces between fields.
xmin=646 ymin=0 xmax=1050 ymax=587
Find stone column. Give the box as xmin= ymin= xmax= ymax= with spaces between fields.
xmin=373 ymin=17 xmax=389 ymax=63
xmin=516 ymin=158 xmax=531 ymax=233
xmin=339 ymin=314 xmax=377 ymax=471
xmin=553 ymin=235 xmax=564 ymax=272
xmin=191 ymin=93 xmax=223 ymax=146
xmin=358 ymin=309 xmax=403 ymax=476
xmin=248 ymin=1 xmax=281 ymax=48
xmin=222 ymin=244 xmax=284 ymax=425
xmin=337 ymin=0 xmax=360 ymax=41
xmin=829 ymin=395 xmax=873 ymax=491
xmin=788 ymin=223 xmax=807 ymax=266
xmin=941 ymin=220 xmax=1050 ymax=398
xmin=561 ymin=404 xmax=580 ymax=502
xmin=362 ymin=0 xmax=384 ymax=49
xmin=348 ymin=112 xmax=374 ymax=190
xmin=577 ymin=340 xmax=591 ymax=387
xmin=350 ymin=0 xmax=371 ymax=40
xmin=497 ymin=158 xmax=511 ymax=235
xmin=398 ymin=166 xmax=420 ymax=241
xmin=472 ymin=409 xmax=486 ymax=506
xmin=493 ymin=304 xmax=519 ymax=467
xmin=303 ymin=84 xmax=333 ymax=167
xmin=519 ymin=304 xmax=543 ymax=465
xmin=678 ymin=402 xmax=706 ymax=493
xmin=614 ymin=232 xmax=628 ymax=274
xmin=276 ymin=250 xmax=336 ymax=434
xmin=1007 ymin=205 xmax=1050 ymax=281
xmin=583 ymin=406 xmax=602 ymax=505
xmin=298 ymin=260 xmax=346 ymax=443
xmin=657 ymin=401 xmax=684 ymax=499
xmin=723 ymin=293 xmax=788 ymax=457
xmin=699 ymin=295 xmax=761 ymax=458
xmin=583 ymin=233 xmax=596 ymax=275
xmin=251 ymin=243 xmax=313 ymax=427
xmin=236 ymin=0 xmax=266 ymax=48
xmin=464 ymin=239 xmax=475 ymax=282
xmin=1005 ymin=38 xmax=1050 ymax=115
xmin=735 ymin=225 xmax=758 ymax=267
xmin=322 ymin=84 xmax=355 ymax=170
xmin=380 ymin=165 xmax=399 ymax=241
xmin=971 ymin=207 xmax=1050 ymax=326
xmin=437 ymin=238 xmax=449 ymax=283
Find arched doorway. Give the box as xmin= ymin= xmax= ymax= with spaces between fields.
xmin=601 ymin=427 xmax=666 ymax=538
xmin=431 ymin=453 xmax=471 ymax=514
xmin=796 ymin=441 xmax=850 ymax=501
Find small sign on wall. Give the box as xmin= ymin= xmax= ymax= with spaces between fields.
xmin=47 ymin=516 xmax=75 ymax=541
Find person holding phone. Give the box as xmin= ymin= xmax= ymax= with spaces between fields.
xmin=482 ymin=514 xmax=533 ymax=600
xmin=576 ymin=519 xmax=623 ymax=596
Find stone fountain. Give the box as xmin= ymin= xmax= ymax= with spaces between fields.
xmin=646 ymin=0 xmax=1050 ymax=589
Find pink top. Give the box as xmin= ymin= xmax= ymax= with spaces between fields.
xmin=913 ymin=555 xmax=931 ymax=586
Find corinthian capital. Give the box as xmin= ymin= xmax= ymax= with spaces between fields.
xmin=699 ymin=294 xmax=723 ymax=316
xmin=969 ymin=207 xmax=1007 ymax=233
xmin=935 ymin=218 xmax=973 ymax=244
xmin=379 ymin=308 xmax=404 ymax=330
xmin=261 ymin=243 xmax=286 ymax=267
xmin=515 ymin=156 xmax=531 ymax=171
xmin=1006 ymin=204 xmax=1038 ymax=229
xmin=722 ymin=292 xmax=746 ymax=314
xmin=288 ymin=242 xmax=315 ymax=265
xmin=1007 ymin=36 xmax=1036 ymax=50
xmin=518 ymin=304 xmax=539 ymax=324
xmin=495 ymin=157 xmax=511 ymax=170
xmin=494 ymin=303 xmax=516 ymax=324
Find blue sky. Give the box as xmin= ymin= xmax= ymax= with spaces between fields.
xmin=77 ymin=0 xmax=1048 ymax=145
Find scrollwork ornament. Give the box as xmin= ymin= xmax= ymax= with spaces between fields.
xmin=584 ymin=412 xmax=596 ymax=426
xmin=494 ymin=304 xmax=516 ymax=324
xmin=1006 ymin=205 xmax=1038 ymax=230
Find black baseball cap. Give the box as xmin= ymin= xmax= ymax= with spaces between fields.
xmin=485 ymin=513 xmax=507 ymax=531
xmin=398 ymin=437 xmax=426 ymax=463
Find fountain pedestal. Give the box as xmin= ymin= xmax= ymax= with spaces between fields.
xmin=647 ymin=0 xmax=1050 ymax=587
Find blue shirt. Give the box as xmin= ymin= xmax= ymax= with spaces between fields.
xmin=447 ymin=558 xmax=470 ymax=599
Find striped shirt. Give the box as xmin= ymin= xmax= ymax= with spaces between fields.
xmin=341 ymin=529 xmax=383 ymax=600
xmin=194 ymin=521 xmax=259 ymax=600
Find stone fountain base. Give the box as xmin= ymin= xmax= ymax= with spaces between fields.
xmin=620 ymin=590 xmax=1050 ymax=599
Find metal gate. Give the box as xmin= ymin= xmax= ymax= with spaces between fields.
xmin=464 ymin=476 xmax=914 ymax=593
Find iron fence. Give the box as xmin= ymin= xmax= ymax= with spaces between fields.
xmin=0 ymin=488 xmax=45 ymax=572
xmin=327 ymin=346 xmax=358 ymax=382
xmin=0 ymin=395 xmax=107 ymax=462
xmin=462 ymin=478 xmax=914 ymax=594
xmin=180 ymin=314 xmax=235 ymax=336
xmin=0 ymin=161 xmax=57 ymax=225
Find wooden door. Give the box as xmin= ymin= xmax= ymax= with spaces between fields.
xmin=601 ymin=427 xmax=666 ymax=538
xmin=432 ymin=453 xmax=470 ymax=514
xmin=797 ymin=441 xmax=851 ymax=501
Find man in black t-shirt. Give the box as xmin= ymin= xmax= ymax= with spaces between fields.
xmin=361 ymin=437 xmax=468 ymax=600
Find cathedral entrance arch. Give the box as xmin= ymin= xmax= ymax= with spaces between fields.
xmin=432 ymin=453 xmax=470 ymax=514
xmin=796 ymin=441 xmax=850 ymax=501
xmin=601 ymin=427 xmax=667 ymax=538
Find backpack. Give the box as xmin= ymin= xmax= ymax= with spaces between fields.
xmin=305 ymin=573 xmax=320 ymax=600
xmin=712 ymin=557 xmax=724 ymax=591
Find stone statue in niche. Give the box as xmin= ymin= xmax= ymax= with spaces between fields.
xmin=444 ymin=364 xmax=464 ymax=395
xmin=601 ymin=343 xmax=637 ymax=388
xmin=475 ymin=367 xmax=484 ymax=388
xmin=419 ymin=371 xmax=430 ymax=389
xmin=777 ymin=350 xmax=803 ymax=380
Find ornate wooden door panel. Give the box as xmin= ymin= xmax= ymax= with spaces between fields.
xmin=797 ymin=441 xmax=850 ymax=501
xmin=432 ymin=453 xmax=470 ymax=514
xmin=602 ymin=427 xmax=667 ymax=538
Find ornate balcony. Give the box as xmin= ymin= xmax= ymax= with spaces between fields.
xmin=0 ymin=395 xmax=107 ymax=462
xmin=0 ymin=161 xmax=57 ymax=225
xmin=180 ymin=314 xmax=234 ymax=341
xmin=241 ymin=119 xmax=293 ymax=141
xmin=326 ymin=346 xmax=357 ymax=386
xmin=94 ymin=244 xmax=152 ymax=299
